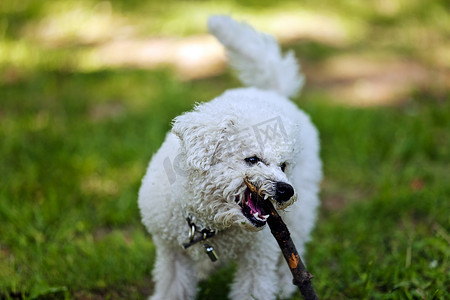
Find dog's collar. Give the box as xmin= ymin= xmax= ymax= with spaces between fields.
xmin=183 ymin=217 xmax=216 ymax=248
xmin=183 ymin=217 xmax=218 ymax=262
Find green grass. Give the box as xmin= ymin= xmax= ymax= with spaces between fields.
xmin=1 ymin=70 xmax=448 ymax=299
xmin=0 ymin=69 xmax=224 ymax=299
xmin=1 ymin=0 xmax=449 ymax=299
xmin=304 ymin=97 xmax=450 ymax=299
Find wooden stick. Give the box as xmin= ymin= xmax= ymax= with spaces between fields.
xmin=262 ymin=200 xmax=319 ymax=300
xmin=244 ymin=177 xmax=318 ymax=299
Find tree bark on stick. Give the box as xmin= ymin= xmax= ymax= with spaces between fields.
xmin=262 ymin=200 xmax=319 ymax=300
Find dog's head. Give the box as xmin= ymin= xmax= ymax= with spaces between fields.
xmin=172 ymin=90 xmax=301 ymax=231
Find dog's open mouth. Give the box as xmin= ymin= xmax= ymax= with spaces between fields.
xmin=236 ymin=179 xmax=270 ymax=227
xmin=241 ymin=188 xmax=269 ymax=227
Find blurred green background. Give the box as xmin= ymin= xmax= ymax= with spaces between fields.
xmin=0 ymin=0 xmax=449 ymax=299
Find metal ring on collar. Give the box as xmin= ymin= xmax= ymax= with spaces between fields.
xmin=189 ymin=224 xmax=196 ymax=241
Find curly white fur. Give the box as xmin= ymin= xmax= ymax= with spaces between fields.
xmin=138 ymin=15 xmax=322 ymax=300
xmin=208 ymin=15 xmax=304 ymax=98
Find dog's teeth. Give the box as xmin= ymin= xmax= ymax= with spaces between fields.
xmin=253 ymin=212 xmax=263 ymax=221
xmin=264 ymin=194 xmax=269 ymax=200
xmin=252 ymin=212 xmax=268 ymax=222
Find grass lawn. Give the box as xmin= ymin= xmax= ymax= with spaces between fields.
xmin=1 ymin=0 xmax=449 ymax=299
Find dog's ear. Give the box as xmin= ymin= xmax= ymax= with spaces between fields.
xmin=172 ymin=111 xmax=223 ymax=171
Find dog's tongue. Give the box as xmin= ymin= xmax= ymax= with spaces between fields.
xmin=246 ymin=190 xmax=263 ymax=215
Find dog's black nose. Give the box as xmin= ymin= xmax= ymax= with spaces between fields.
xmin=275 ymin=182 xmax=294 ymax=202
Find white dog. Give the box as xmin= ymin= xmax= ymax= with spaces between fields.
xmin=138 ymin=15 xmax=322 ymax=300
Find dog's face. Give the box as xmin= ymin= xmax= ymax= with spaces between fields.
xmin=172 ymin=98 xmax=300 ymax=231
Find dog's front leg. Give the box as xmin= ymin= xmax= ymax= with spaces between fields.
xmin=149 ymin=237 xmax=198 ymax=300
xmin=228 ymin=236 xmax=280 ymax=300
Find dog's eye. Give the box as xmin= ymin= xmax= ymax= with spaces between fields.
xmin=245 ymin=156 xmax=261 ymax=165
xmin=280 ymin=162 xmax=287 ymax=172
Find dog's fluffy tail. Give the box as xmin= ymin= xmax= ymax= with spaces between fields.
xmin=208 ymin=15 xmax=304 ymax=98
